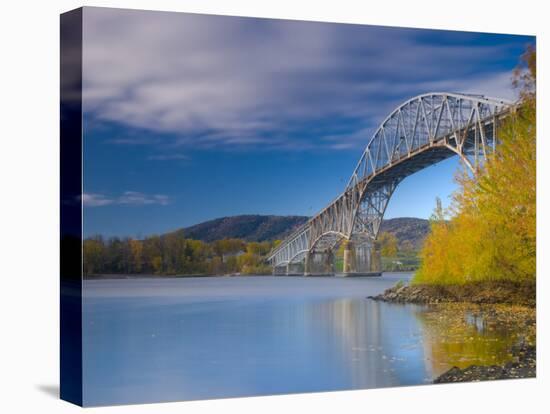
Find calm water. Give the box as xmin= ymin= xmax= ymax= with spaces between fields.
xmin=82 ymin=274 xmax=517 ymax=406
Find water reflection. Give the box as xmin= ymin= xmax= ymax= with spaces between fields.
xmin=309 ymin=299 xmax=431 ymax=388
xmin=414 ymin=304 xmax=534 ymax=377
xmin=82 ymin=277 xmax=530 ymax=406
xmin=83 ymin=277 xmax=431 ymax=406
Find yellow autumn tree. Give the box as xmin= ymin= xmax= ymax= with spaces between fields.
xmin=377 ymin=232 xmax=398 ymax=257
xmin=414 ymin=47 xmax=536 ymax=285
xmin=129 ymin=239 xmax=143 ymax=273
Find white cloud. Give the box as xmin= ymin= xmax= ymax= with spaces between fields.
xmin=460 ymin=71 xmax=517 ymax=101
xmin=118 ymin=191 xmax=170 ymax=206
xmin=82 ymin=191 xmax=170 ymax=207
xmin=320 ymin=72 xmax=517 ymax=151
xmin=82 ymin=7 xmax=527 ymax=151
xmin=82 ymin=193 xmax=114 ymax=207
xmin=147 ymin=153 xmax=190 ymax=161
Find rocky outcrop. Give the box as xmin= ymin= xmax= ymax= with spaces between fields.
xmin=369 ymin=280 xmax=535 ymax=307
xmin=434 ymin=344 xmax=536 ymax=383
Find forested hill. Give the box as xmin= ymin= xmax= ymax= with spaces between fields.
xmin=379 ymin=217 xmax=430 ymax=250
xmin=180 ymin=215 xmax=429 ymax=248
xmin=84 ymin=215 xmax=430 ymax=276
xmin=181 ymin=215 xmax=308 ymax=242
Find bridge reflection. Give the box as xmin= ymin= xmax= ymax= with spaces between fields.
xmin=309 ymin=299 xmax=529 ymax=388
xmin=304 ymin=298 xmax=430 ymax=388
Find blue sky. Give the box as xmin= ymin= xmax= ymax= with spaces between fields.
xmin=81 ymin=7 xmax=534 ymax=238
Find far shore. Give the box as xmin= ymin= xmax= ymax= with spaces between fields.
xmin=84 ymin=273 xmax=270 ymax=280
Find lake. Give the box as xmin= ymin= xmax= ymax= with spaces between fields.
xmin=82 ymin=273 xmax=518 ymax=406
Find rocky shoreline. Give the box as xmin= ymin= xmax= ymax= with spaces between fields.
xmin=434 ymin=343 xmax=536 ymax=383
xmin=368 ymin=281 xmax=536 ymax=384
xmin=368 ymin=280 xmax=535 ymax=307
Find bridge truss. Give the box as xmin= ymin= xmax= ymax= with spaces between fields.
xmin=268 ymin=93 xmax=513 ymax=275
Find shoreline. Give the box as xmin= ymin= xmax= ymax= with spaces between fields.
xmin=369 ymin=280 xmax=536 ymax=383
xmin=84 ymin=273 xmax=272 ymax=280
xmin=84 ymin=271 xmax=408 ymax=280
xmin=430 ymin=303 xmax=536 ymax=383
xmin=434 ymin=342 xmax=536 ymax=383
xmin=368 ymin=280 xmax=535 ymax=307
xmin=85 ymin=274 xmax=217 ymax=280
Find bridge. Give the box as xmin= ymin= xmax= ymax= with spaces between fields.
xmin=267 ymin=92 xmax=513 ymax=276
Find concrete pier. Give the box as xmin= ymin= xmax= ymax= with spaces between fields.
xmin=304 ymin=252 xmax=311 ymax=276
xmin=272 ymin=242 xmax=380 ymax=277
xmin=286 ymin=262 xmax=304 ymax=276
xmin=342 ymin=240 xmax=382 ymax=277
xmin=304 ymin=249 xmax=334 ymax=276
xmin=342 ymin=240 xmax=355 ymax=274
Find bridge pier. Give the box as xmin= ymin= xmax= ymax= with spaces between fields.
xmin=324 ymin=249 xmax=335 ymax=274
xmin=342 ymin=240 xmax=381 ymax=277
xmin=304 ymin=252 xmax=311 ymax=276
xmin=342 ymin=240 xmax=356 ymax=274
xmin=304 ymin=249 xmax=334 ymax=276
xmin=286 ymin=262 xmax=303 ymax=276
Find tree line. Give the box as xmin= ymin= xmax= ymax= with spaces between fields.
xmin=415 ymin=47 xmax=536 ymax=285
xmin=84 ymin=231 xmax=280 ymax=276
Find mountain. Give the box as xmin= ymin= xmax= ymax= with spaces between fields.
xmin=181 ymin=215 xmax=309 ymax=242
xmin=180 ymin=214 xmax=430 ymax=249
xmin=379 ymin=217 xmax=430 ymax=250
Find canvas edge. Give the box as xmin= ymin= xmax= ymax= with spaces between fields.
xmin=60 ymin=7 xmax=84 ymax=407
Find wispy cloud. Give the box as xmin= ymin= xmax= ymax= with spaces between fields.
xmin=147 ymin=153 xmax=190 ymax=161
xmin=82 ymin=193 xmax=114 ymax=207
xmin=82 ymin=191 xmax=170 ymax=207
xmin=82 ymin=8 xmax=531 ymax=152
xmin=118 ymin=191 xmax=170 ymax=205
xmin=321 ymin=71 xmax=518 ymax=150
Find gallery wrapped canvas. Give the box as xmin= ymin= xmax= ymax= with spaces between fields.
xmin=60 ymin=6 xmax=536 ymax=407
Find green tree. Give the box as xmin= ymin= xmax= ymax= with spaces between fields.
xmin=83 ymin=236 xmax=105 ymax=275
xmin=246 ymin=241 xmax=271 ymax=256
xmin=129 ymin=239 xmax=143 ymax=273
xmin=142 ymin=235 xmax=162 ymax=274
xmin=151 ymin=256 xmax=163 ymax=274
xmin=209 ymin=256 xmax=225 ymax=274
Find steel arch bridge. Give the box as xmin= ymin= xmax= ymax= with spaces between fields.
xmin=267 ymin=92 xmax=513 ymax=276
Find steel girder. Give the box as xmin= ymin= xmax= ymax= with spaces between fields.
xmin=268 ymin=93 xmax=513 ymax=267
xmin=270 ymin=226 xmax=310 ymax=267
